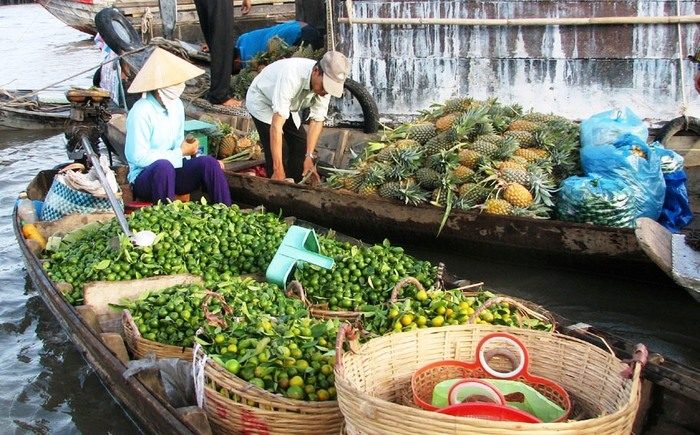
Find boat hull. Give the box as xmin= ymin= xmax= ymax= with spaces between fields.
xmin=225 ymin=172 xmax=666 ymax=275
xmin=36 ymin=0 xmax=296 ymax=42
xmin=13 ymin=198 xmax=196 ymax=434
xmin=14 ymin=168 xmax=700 ymax=434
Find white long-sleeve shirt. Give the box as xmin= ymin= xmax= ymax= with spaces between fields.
xmin=245 ymin=57 xmax=331 ymax=127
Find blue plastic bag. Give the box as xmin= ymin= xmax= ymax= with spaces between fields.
xmin=580 ymin=107 xmax=648 ymax=148
xmin=657 ymin=169 xmax=693 ymax=233
xmin=556 ymin=175 xmax=638 ymax=227
xmin=580 ymin=135 xmax=665 ymax=220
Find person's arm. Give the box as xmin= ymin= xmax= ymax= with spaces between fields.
xmin=303 ymin=119 xmax=323 ymax=185
xmin=125 ymin=110 xmax=184 ymax=170
xmin=695 ymin=69 xmax=700 ymax=95
xmin=241 ymin=0 xmax=251 ymax=15
xmin=269 ymin=113 xmax=287 ymax=180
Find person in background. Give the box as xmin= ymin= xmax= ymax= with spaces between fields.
xmin=245 ymin=51 xmax=350 ymax=183
xmin=194 ymin=0 xmax=251 ymax=107
xmin=232 ymin=21 xmax=323 ymax=74
xmin=125 ymin=47 xmax=232 ymax=206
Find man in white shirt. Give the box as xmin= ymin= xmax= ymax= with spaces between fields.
xmin=245 ymin=51 xmax=350 ymax=183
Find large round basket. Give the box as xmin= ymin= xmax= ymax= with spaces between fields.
xmin=122 ymin=309 xmax=194 ymax=360
xmin=197 ymin=348 xmax=343 ymax=435
xmin=335 ymin=324 xmax=643 ymax=435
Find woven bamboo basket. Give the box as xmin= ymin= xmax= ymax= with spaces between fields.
xmin=197 ymin=347 xmax=344 ymax=435
xmin=121 ymin=291 xmax=234 ymax=361
xmin=335 ymin=323 xmax=644 ymax=435
xmin=122 ymin=309 xmax=194 ymax=360
xmin=286 ymin=280 xmax=366 ymax=323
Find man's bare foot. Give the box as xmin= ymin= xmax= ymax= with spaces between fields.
xmin=221 ymin=98 xmax=242 ymax=107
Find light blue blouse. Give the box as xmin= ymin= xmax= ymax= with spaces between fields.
xmin=125 ymin=92 xmax=185 ymax=183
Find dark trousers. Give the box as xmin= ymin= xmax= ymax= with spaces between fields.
xmin=252 ymin=115 xmax=307 ymax=182
xmin=132 ymin=157 xmax=232 ymax=205
xmin=194 ymin=0 xmax=234 ymax=104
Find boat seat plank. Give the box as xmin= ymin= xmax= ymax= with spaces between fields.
xmin=101 ymin=332 xmax=130 ymax=364
xmin=75 ymin=305 xmax=103 ymax=334
xmin=83 ymin=274 xmax=203 ymax=320
xmin=635 ymin=217 xmax=672 ymax=276
xmin=176 ymin=406 xmax=213 ymax=435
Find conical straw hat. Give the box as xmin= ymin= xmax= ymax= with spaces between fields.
xmin=127 ymin=47 xmax=205 ymax=93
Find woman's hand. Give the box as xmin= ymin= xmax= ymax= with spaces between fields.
xmin=181 ymin=138 xmax=199 ymax=156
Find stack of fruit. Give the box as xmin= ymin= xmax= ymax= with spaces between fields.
xmin=323 ymin=97 xmax=582 ymax=218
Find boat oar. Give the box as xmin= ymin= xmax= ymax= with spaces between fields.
xmin=79 ymin=135 xmax=157 ymax=247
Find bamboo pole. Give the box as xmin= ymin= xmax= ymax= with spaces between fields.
xmin=338 ymin=15 xmax=700 ymax=27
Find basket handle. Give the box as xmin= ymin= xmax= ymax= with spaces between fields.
xmin=285 ymin=280 xmax=311 ymax=306
xmin=620 ymin=343 xmax=648 ymax=379
xmin=475 ymin=332 xmax=530 ymax=379
xmin=202 ymin=290 xmax=233 ymax=329
xmin=334 ymin=323 xmax=362 ymax=376
xmin=448 ymin=378 xmax=506 ymax=406
xmin=467 ymin=296 xmax=553 ymax=330
xmin=389 ymin=276 xmax=426 ymax=303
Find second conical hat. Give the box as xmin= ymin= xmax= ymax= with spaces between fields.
xmin=127 ymin=47 xmax=205 ymax=93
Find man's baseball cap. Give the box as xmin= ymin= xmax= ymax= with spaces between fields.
xmin=320 ymin=51 xmax=350 ymax=98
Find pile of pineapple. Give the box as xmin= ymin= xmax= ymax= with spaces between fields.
xmin=322 ymin=97 xmax=582 ymax=218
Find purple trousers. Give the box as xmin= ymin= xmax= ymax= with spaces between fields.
xmin=132 ymin=156 xmax=232 ymax=205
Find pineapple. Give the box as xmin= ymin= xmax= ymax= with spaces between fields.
xmin=218 ymin=134 xmax=237 ymax=158
xmin=479 ymin=134 xmax=503 ymax=145
xmin=452 ymin=165 xmax=475 ymax=184
xmin=498 ymin=159 xmax=527 ymax=172
xmin=359 ymin=183 xmax=379 ymax=196
xmin=395 ymin=138 xmax=421 ymax=150
xmin=376 ymin=145 xmax=396 ymax=163
xmin=507 ymin=119 xmax=543 ymax=133
xmin=406 ymin=123 xmax=438 ymax=145
xmin=458 ymin=183 xmax=490 ymax=204
xmin=470 ymin=139 xmax=498 ymax=158
xmin=503 ymin=183 xmax=533 ymax=208
xmin=343 ymin=173 xmax=364 ymax=192
xmin=483 ymin=198 xmax=513 ymax=215
xmin=522 ymin=112 xmax=565 ymax=124
xmin=415 ymin=167 xmax=441 ymax=190
xmin=453 ymin=106 xmax=492 ymax=142
xmin=424 ymin=129 xmax=458 ymax=155
xmin=443 ymin=97 xmax=474 ymax=114
xmin=435 ymin=112 xmax=463 ymax=132
xmin=515 ymin=148 xmax=547 ymax=162
xmin=426 ymin=150 xmax=460 ymax=174
xmin=397 ymin=180 xmax=430 ymax=205
xmin=458 ymin=148 xmax=482 ymax=169
xmin=494 ymin=136 xmax=520 ymax=161
xmin=504 ymin=130 xmax=534 ymax=148
xmin=501 ymin=168 xmax=529 ymax=187
xmin=378 ymin=181 xmax=402 ymax=200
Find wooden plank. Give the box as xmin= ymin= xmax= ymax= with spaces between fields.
xmin=101 ymin=332 xmax=130 ymax=364
xmin=635 ymin=217 xmax=673 ymax=276
xmin=83 ymin=274 xmax=203 ymax=319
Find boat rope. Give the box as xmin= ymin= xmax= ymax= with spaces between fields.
xmin=192 ymin=342 xmax=208 ymax=409
xmin=141 ymin=8 xmax=154 ymax=44
xmin=0 ymin=46 xmax=150 ymax=109
xmin=676 ymin=0 xmax=689 ymax=115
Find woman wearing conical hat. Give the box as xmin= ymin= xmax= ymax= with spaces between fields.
xmin=124 ymin=47 xmax=232 ymax=205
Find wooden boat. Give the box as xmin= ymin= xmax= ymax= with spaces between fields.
xmin=13 ymin=165 xmax=700 ymax=434
xmin=0 ymin=89 xmax=71 ymax=130
xmin=100 ymin=105 xmax=699 ymax=285
xmin=36 ymin=0 xmax=296 ymax=42
xmin=636 ymin=217 xmax=700 ymax=302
